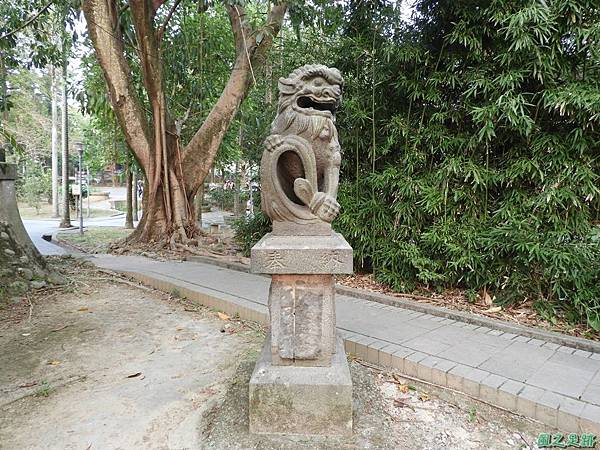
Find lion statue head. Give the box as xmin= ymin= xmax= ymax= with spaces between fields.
xmin=271 ymin=64 xmax=344 ymax=139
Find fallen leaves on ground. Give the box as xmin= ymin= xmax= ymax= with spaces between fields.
xmin=398 ymin=384 xmax=416 ymax=394
xmin=481 ymin=288 xmax=493 ymax=306
xmin=338 ymin=273 xmax=599 ymax=341
xmin=394 ymin=398 xmax=414 ymax=410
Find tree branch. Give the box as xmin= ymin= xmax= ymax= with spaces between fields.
xmin=251 ymin=2 xmax=287 ymax=65
xmin=0 ymin=0 xmax=55 ymax=41
xmin=82 ymin=0 xmax=152 ymax=168
xmin=129 ymin=1 xmax=164 ymax=109
xmin=226 ymin=3 xmax=252 ymax=56
xmin=181 ymin=2 xmax=288 ymax=193
xmin=157 ymin=0 xmax=182 ymax=42
xmin=152 ymin=0 xmax=166 ymax=15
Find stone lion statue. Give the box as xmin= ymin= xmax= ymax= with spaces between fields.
xmin=261 ymin=64 xmax=344 ymax=235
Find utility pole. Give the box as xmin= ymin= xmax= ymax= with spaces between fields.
xmin=76 ymin=143 xmax=84 ymax=235
xmin=50 ymin=65 xmax=59 ymax=217
xmin=132 ymin=168 xmax=138 ymax=222
xmin=59 ymin=53 xmax=71 ymax=228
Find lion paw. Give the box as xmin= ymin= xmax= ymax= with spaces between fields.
xmin=310 ymin=193 xmax=340 ymax=222
xmin=264 ymin=135 xmax=283 ymax=152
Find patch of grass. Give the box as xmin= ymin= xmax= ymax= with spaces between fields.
xmin=468 ymin=407 xmax=477 ymax=422
xmin=58 ymin=227 xmax=133 ymax=253
xmin=466 ymin=289 xmax=478 ymax=304
xmin=34 ymin=381 xmax=54 ymax=398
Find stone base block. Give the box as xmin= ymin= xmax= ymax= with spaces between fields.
xmin=249 ymin=335 xmax=353 ymax=436
xmin=251 ymin=232 xmax=353 ymax=274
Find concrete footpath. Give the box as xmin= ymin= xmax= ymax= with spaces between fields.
xmin=88 ymin=253 xmax=600 ymax=434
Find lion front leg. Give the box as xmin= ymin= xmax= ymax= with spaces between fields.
xmin=293 ymin=178 xmax=340 ymax=223
xmin=309 ymin=192 xmax=340 ymax=222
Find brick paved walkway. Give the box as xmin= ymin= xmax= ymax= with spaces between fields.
xmin=89 ymin=254 xmax=600 ymax=433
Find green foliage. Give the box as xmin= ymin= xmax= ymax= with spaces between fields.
xmin=334 ymin=0 xmax=600 ymax=330
xmin=34 ymin=380 xmax=54 ymax=398
xmin=1 ymin=68 xmax=52 ymax=157
xmin=17 ymin=159 xmax=51 ymax=213
xmin=232 ymin=210 xmax=271 ymax=257
xmin=208 ymin=187 xmax=248 ymax=212
xmin=233 ymin=0 xmax=600 ymax=330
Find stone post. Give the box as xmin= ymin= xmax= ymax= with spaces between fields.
xmin=0 ymin=159 xmax=43 ymax=263
xmin=248 ymin=65 xmax=353 ymax=436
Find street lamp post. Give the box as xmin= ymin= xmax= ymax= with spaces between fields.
xmin=76 ymin=143 xmax=84 ymax=236
xmin=87 ymin=165 xmax=91 ymax=218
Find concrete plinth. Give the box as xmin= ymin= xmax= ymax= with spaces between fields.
xmin=251 ymin=232 xmax=353 ymax=275
xmin=249 ymin=335 xmax=353 ymax=436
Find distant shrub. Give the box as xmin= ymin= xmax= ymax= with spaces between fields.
xmin=18 ymin=162 xmax=51 ymax=214
xmin=232 ymin=210 xmax=271 ymax=257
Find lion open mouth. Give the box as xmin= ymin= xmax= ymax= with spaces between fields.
xmin=297 ymin=95 xmax=337 ymax=114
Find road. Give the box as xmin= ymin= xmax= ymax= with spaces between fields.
xmin=23 ymin=208 xmax=231 ymax=256
xmin=23 ymin=214 xmax=128 ymax=256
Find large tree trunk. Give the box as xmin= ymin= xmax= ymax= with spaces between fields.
xmin=82 ymin=0 xmax=287 ymax=245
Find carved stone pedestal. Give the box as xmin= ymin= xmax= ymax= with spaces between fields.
xmin=249 ymin=232 xmax=353 ymax=436
xmin=249 ymin=336 xmax=352 ymax=436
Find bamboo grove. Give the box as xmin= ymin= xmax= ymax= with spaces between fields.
xmin=236 ymin=0 xmax=600 ymax=330
xmin=330 ymin=0 xmax=600 ymax=330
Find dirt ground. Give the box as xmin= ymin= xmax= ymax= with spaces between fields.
xmin=201 ymin=357 xmax=543 ymax=450
xmin=0 ymin=260 xmax=263 ymax=449
xmin=0 ymin=259 xmax=543 ymax=449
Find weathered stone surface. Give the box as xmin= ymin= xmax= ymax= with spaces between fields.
xmin=269 ymin=274 xmax=335 ymax=366
xmin=260 ymin=65 xmax=344 ymax=233
xmin=8 ymin=281 xmax=28 ymax=295
xmin=31 ymin=280 xmax=47 ymax=289
xmin=17 ymin=268 xmax=34 ymax=281
xmin=0 ymin=164 xmax=17 ymax=180
xmin=272 ymin=220 xmax=331 ymax=236
xmin=0 ymin=221 xmax=51 ymax=300
xmin=249 ymin=336 xmax=352 ymax=436
xmin=251 ymin=232 xmax=352 ymax=275
xmin=0 ymin=163 xmax=44 ymax=263
xmin=47 ymin=272 xmax=67 ymax=286
xmin=249 ymin=65 xmax=354 ymax=437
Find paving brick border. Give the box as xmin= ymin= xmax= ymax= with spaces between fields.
xmin=50 ymin=244 xmax=600 ymax=354
xmin=187 ymin=255 xmax=600 ymax=354
xmin=111 ymin=266 xmax=600 ymax=434
xmin=341 ymin=330 xmax=600 ymax=435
